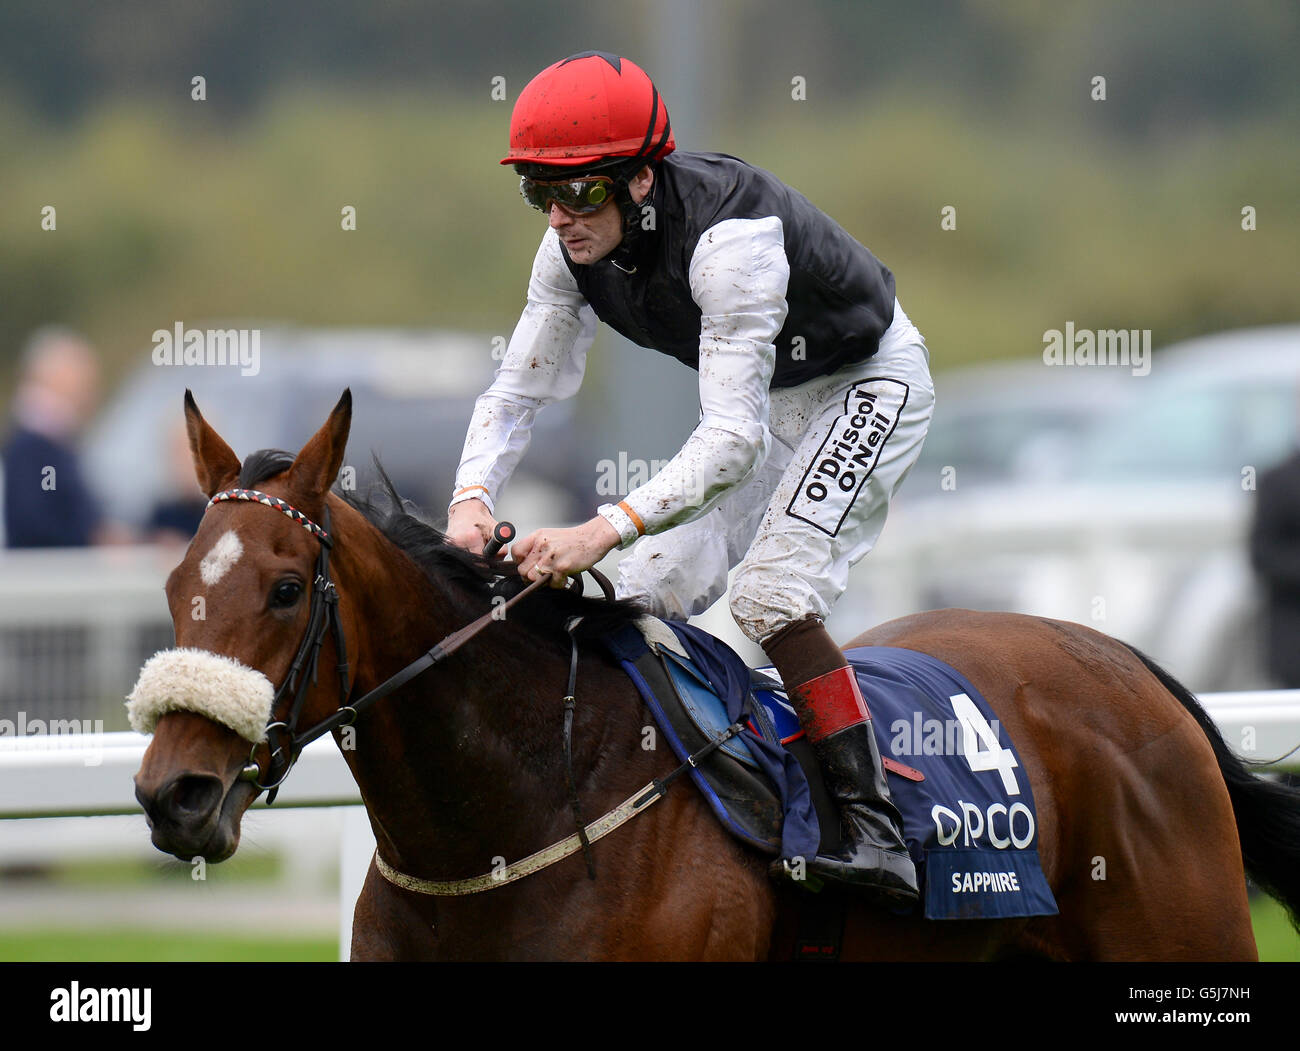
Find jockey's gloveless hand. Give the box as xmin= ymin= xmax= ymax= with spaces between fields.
xmin=512 ymin=517 xmax=621 ymax=587
xmin=446 ymin=497 xmax=499 ymax=557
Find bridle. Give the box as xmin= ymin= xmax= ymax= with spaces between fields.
xmin=208 ymin=487 xmax=549 ymax=804
xmin=207 ymin=488 xmax=350 ymax=802
xmin=203 ymin=486 xmax=740 ymax=895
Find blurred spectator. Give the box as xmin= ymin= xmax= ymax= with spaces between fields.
xmin=1250 ymin=430 xmax=1300 ymax=688
xmin=1 ymin=326 xmax=113 ymax=548
xmin=144 ymin=422 xmax=206 ymax=545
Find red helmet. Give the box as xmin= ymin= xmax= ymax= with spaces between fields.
xmin=502 ymin=51 xmax=675 ymax=170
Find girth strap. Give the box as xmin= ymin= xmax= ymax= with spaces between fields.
xmin=374 ymin=778 xmax=662 ymax=896
xmin=374 ymin=719 xmax=749 ymax=896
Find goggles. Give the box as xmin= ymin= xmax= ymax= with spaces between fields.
xmin=519 ymin=175 xmax=614 ymax=214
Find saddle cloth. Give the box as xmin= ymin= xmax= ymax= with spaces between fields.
xmin=600 ymin=617 xmax=1058 ymax=921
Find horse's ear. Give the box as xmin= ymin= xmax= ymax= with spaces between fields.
xmin=184 ymin=390 xmax=241 ymax=498
xmin=287 ymin=388 xmax=352 ymax=499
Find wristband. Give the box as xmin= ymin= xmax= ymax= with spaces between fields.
xmin=449 ymin=485 xmax=494 ymax=514
xmin=597 ymin=501 xmax=644 ymax=549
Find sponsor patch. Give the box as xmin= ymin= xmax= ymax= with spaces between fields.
xmin=846 ymin=645 xmax=1058 ymax=920
xmin=786 ymin=378 xmax=909 ymax=536
xmin=924 ymin=849 xmax=1055 ymax=920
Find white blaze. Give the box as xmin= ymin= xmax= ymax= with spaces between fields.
xmin=200 ymin=529 xmax=243 ymax=586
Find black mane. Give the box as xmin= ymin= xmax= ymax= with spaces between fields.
xmin=237 ymin=449 xmax=647 ymax=644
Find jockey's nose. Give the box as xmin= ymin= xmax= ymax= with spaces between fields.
xmin=548 ymin=204 xmax=575 ymax=229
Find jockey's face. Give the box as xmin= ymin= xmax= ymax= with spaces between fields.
xmin=547 ymin=166 xmax=653 ymax=265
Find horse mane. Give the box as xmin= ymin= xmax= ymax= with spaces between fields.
xmin=238 ymin=449 xmax=296 ymax=488
xmin=237 ymin=449 xmax=648 ymax=644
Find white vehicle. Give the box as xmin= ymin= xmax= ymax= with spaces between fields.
xmin=83 ymin=326 xmax=590 ymax=529
xmin=821 ymin=326 xmax=1300 ymax=692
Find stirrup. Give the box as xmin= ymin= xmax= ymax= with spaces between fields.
xmin=804 ymin=844 xmax=919 ymax=905
xmin=769 ymin=856 xmax=825 ymax=894
xmin=768 ymin=852 xmax=917 ymax=910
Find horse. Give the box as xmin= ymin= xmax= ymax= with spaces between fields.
xmin=131 ymin=390 xmax=1300 ymax=960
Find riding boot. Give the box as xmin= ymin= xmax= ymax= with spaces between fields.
xmin=763 ymin=616 xmax=918 ymax=907
xmin=788 ymin=666 xmax=918 ymax=905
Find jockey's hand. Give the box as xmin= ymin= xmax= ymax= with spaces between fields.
xmin=446 ymin=498 xmax=498 ymax=557
xmin=512 ymin=517 xmax=620 ymax=588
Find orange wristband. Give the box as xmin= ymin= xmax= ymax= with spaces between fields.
xmin=617 ymin=500 xmax=646 ymax=536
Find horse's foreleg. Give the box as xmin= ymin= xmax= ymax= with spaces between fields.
xmin=350 ymin=860 xmax=437 ymax=961
xmin=606 ymin=793 xmax=777 ymax=960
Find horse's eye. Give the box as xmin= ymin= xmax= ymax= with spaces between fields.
xmin=270 ymin=580 xmax=303 ymax=609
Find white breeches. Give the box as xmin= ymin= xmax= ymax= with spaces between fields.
xmin=616 ymin=301 xmax=935 ymax=645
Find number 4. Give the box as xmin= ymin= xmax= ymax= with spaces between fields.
xmin=950 ymin=693 xmax=1019 ymax=795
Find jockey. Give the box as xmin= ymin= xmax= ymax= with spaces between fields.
xmin=447 ymin=50 xmax=934 ymax=906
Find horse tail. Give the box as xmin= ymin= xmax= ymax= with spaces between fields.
xmin=1123 ymin=642 xmax=1300 ymax=930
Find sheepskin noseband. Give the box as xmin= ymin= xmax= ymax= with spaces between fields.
xmin=126 ymin=648 xmax=274 ymax=744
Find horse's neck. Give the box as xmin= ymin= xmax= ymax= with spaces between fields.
xmin=332 ymin=525 xmax=613 ymax=877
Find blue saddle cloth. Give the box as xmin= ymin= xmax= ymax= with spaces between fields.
xmin=840 ymin=645 xmax=1058 ymax=920
xmin=604 ymin=620 xmax=1058 ymax=921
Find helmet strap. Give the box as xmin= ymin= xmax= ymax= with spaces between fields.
xmin=602 ymin=87 xmax=669 ymax=270
xmin=607 ymin=165 xmax=658 ymax=272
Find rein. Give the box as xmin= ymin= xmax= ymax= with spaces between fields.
xmin=212 ymin=489 xmax=691 ymax=894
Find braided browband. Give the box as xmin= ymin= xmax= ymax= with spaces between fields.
xmin=207 ymin=488 xmax=331 ymax=545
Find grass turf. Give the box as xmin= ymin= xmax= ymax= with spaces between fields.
xmin=0 ymin=895 xmax=1295 ymax=962
xmin=0 ymin=928 xmax=335 ymax=962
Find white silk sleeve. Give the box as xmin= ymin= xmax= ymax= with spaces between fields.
xmin=599 ymin=216 xmax=789 ymax=543
xmin=451 ymin=229 xmax=597 ymax=512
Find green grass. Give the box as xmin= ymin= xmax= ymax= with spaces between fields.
xmin=2 ymin=89 xmax=1297 ymax=402
xmin=0 ymin=895 xmax=1293 ymax=962
xmin=0 ymin=929 xmax=336 ymax=962
xmin=1250 ymin=893 xmax=1300 ymax=962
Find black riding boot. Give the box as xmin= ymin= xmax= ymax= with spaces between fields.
xmin=799 ymin=686 xmax=919 ymax=906
xmin=763 ymin=615 xmax=918 ymax=906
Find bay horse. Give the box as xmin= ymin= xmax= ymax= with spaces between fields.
xmin=132 ymin=390 xmax=1300 ymax=960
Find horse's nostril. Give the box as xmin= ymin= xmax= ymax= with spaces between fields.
xmin=134 ymin=780 xmax=158 ymax=827
xmin=162 ymin=774 xmax=224 ymax=822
